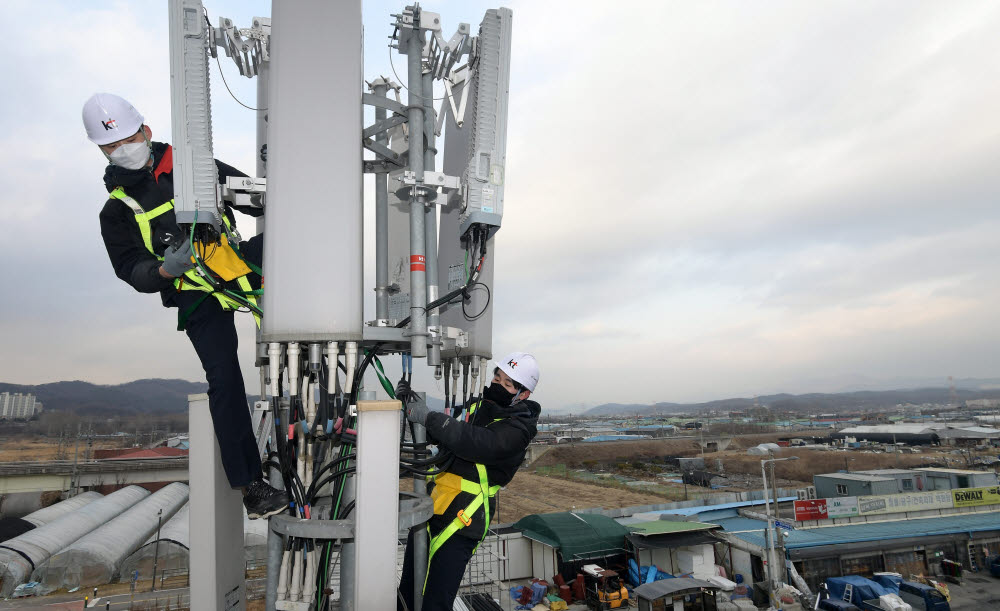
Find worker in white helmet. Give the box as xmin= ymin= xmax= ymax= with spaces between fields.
xmin=398 ymin=352 xmax=541 ymax=611
xmin=82 ymin=93 xmax=288 ymax=519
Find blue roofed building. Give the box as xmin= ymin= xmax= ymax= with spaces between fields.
xmin=714 ymin=511 xmax=1000 ymax=593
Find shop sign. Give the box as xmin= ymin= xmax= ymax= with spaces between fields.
xmin=952 ymin=486 xmax=1000 ymax=508
xmin=827 ymin=496 xmax=859 ymax=518
xmin=794 ymin=499 xmax=827 ymax=521
xmin=858 ymin=491 xmax=952 ymax=515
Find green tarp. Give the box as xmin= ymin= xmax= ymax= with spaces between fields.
xmin=513 ymin=512 xmax=629 ymax=560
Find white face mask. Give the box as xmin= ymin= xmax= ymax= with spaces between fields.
xmin=109 ymin=140 xmax=152 ymax=170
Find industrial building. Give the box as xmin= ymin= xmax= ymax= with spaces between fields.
xmin=914 ymin=467 xmax=1000 ymax=490
xmin=813 ymin=468 xmax=998 ymax=498
xmin=832 ymin=423 xmax=1000 ymax=446
xmin=716 ymin=511 xmax=1000 ymax=592
xmin=935 ymin=426 xmax=1000 ymax=446
xmin=814 ymin=472 xmax=909 ymax=499
xmin=832 ymin=424 xmax=940 ymax=444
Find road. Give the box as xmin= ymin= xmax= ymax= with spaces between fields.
xmin=0 ymin=587 xmax=188 ymax=610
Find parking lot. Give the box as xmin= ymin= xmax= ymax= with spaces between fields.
xmin=940 ymin=574 xmax=1000 ymax=609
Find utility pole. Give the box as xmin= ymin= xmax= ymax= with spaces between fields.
xmin=760 ymin=453 xmax=799 ymax=609
xmin=151 ymin=508 xmax=163 ymax=591
xmin=71 ymin=422 xmax=81 ymax=495
xmin=770 ymin=458 xmax=786 ymax=585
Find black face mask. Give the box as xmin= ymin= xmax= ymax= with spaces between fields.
xmin=484 ymin=383 xmax=516 ymax=407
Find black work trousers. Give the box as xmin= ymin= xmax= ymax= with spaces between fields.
xmin=172 ymin=233 xmax=263 ymax=489
xmin=398 ymin=525 xmax=480 ymax=611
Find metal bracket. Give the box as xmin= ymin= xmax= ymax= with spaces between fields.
xmin=430 ymin=325 xmax=469 ymax=349
xmin=220 ymin=176 xmax=266 ymax=209
xmin=251 ymin=400 xmax=273 ymax=462
xmin=362 ymin=138 xmax=407 ymax=167
xmin=392 ymin=170 xmax=459 ymax=203
xmin=399 ymin=170 xmax=460 ymax=190
xmin=441 ymin=64 xmax=473 ymax=129
xmin=214 ymin=15 xmax=270 ymax=77
xmin=361 ymin=92 xmax=408 ymax=117
xmin=363 ymin=159 xmax=401 ymax=174
xmin=363 ymin=114 xmax=407 ymax=139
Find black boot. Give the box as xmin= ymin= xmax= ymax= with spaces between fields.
xmin=243 ymin=478 xmax=290 ymax=519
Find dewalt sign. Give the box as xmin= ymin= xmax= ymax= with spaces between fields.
xmin=952 ymin=486 xmax=1000 ymax=507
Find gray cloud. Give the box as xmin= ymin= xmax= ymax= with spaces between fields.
xmin=2 ymin=1 xmax=999 ymax=409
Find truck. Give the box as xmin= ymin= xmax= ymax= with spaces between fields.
xmin=823 ymin=576 xmax=912 ymax=611
xmin=896 ymin=581 xmax=950 ymax=611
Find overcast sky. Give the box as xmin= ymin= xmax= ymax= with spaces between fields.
xmin=1 ymin=1 xmax=998 ymax=410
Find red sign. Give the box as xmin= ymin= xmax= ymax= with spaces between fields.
xmin=794 ymin=499 xmax=828 ymax=521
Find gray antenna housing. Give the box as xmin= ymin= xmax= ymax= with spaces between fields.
xmin=455 ymin=8 xmax=513 ymax=237
xmin=168 ymin=0 xmax=221 ymax=227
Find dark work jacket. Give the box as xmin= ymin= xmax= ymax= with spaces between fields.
xmin=98 ymin=141 xmax=256 ymax=307
xmin=423 ymin=398 xmax=541 ymax=540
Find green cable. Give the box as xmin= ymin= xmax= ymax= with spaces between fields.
xmin=369 ymin=352 xmax=397 ymax=399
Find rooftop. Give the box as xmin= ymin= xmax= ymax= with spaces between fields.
xmin=838 ymin=425 xmax=935 ymax=434
xmin=914 ymin=467 xmax=996 ymax=475
xmin=855 ymin=469 xmax=915 ymax=476
xmin=626 ymin=497 xmax=797 ymax=518
xmin=724 ymin=511 xmax=1000 ymax=549
xmin=628 ymin=520 xmax=718 ymax=535
xmin=814 ymin=473 xmax=893 ymax=482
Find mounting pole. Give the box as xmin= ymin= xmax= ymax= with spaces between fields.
xmin=373 ymin=79 xmax=391 ymax=325
xmin=406 ymin=11 xmax=428 ymax=358
xmin=423 ymin=68 xmax=441 ymax=368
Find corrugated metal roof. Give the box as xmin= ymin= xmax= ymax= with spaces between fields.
xmin=629 ymin=520 xmax=718 ymax=535
xmin=937 ymin=428 xmax=1000 ymax=438
xmin=915 ymin=467 xmax=995 ymax=475
xmin=725 ymin=511 xmax=1000 ymax=549
xmin=712 ymin=517 xmax=768 ymax=534
xmin=838 ymin=425 xmax=935 ymax=434
xmin=815 ymin=473 xmax=893 ymax=482
xmin=857 ymin=469 xmax=914 ymax=476
xmin=638 ymin=497 xmax=797 ymax=517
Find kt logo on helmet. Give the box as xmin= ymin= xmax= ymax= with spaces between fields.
xmin=102 ymin=119 xmax=118 ymax=130
xmin=507 ymin=359 xmax=517 ymax=368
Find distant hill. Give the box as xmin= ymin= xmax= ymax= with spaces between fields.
xmin=585 ymin=385 xmax=1000 ymax=416
xmin=0 ymin=378 xmax=448 ymax=417
xmin=0 ymin=379 xmax=209 ymax=415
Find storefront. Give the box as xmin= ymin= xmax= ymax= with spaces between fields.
xmin=718 ymin=511 xmax=1000 ymax=594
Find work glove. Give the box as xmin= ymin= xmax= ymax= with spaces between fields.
xmin=162 ymin=239 xmax=196 ymax=278
xmin=406 ymin=396 xmax=429 ymax=426
xmin=395 ymin=379 xmax=411 ymax=402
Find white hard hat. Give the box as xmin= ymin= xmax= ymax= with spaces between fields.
xmin=82 ymin=93 xmax=145 ymax=145
xmin=497 ymin=352 xmax=539 ymax=393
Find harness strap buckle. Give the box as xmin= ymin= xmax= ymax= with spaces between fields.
xmin=456 ymin=509 xmax=472 ymax=527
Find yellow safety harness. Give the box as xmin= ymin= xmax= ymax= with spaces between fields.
xmin=423 ymin=401 xmax=503 ymax=592
xmin=109 ymin=187 xmax=261 ymax=330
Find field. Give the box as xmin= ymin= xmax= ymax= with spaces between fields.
xmin=0 ymin=435 xmax=127 ymax=462
xmin=494 ymin=471 xmax=674 ymax=522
